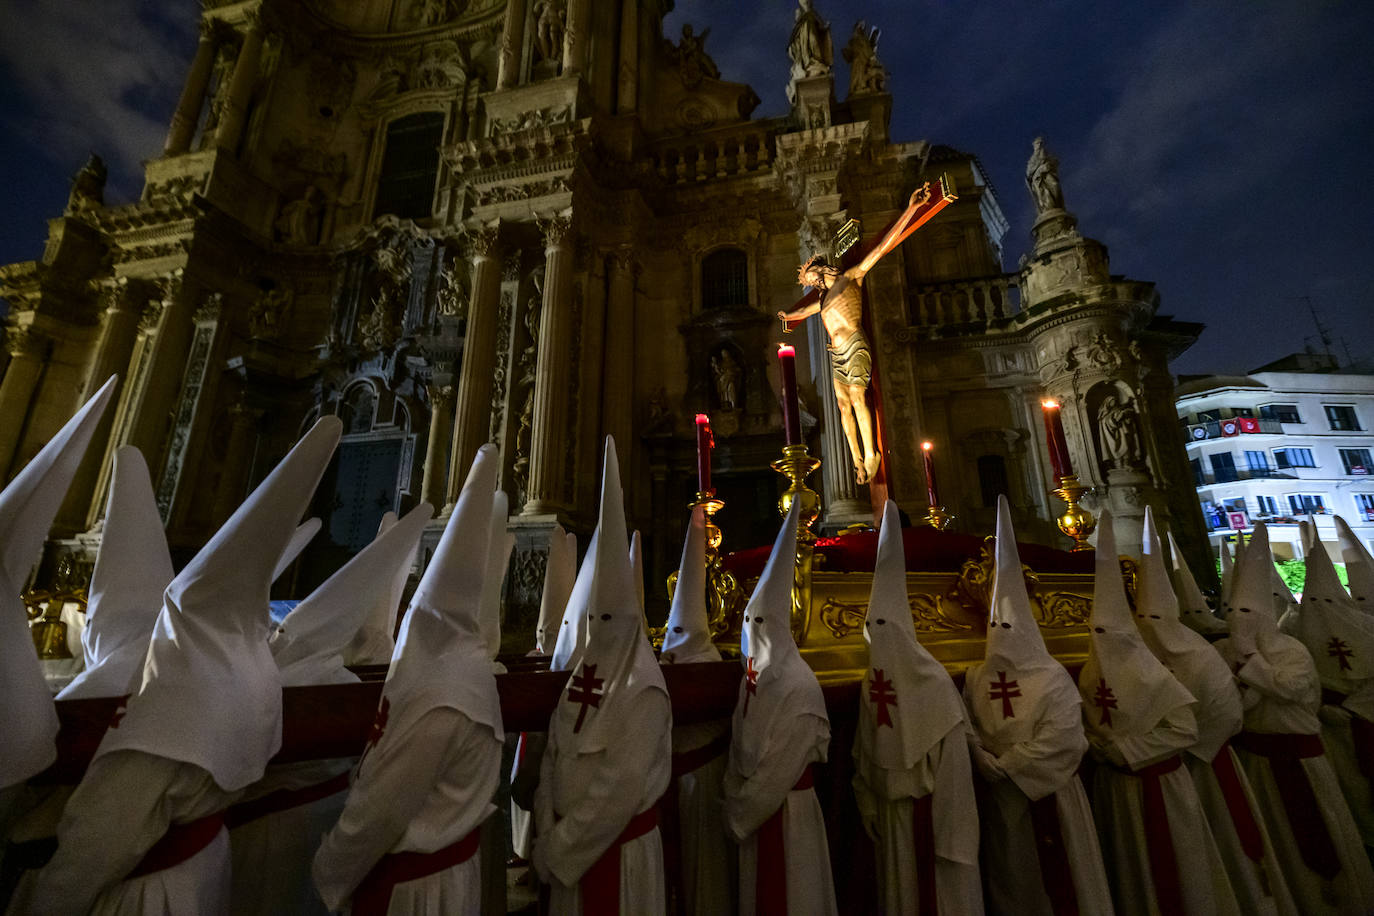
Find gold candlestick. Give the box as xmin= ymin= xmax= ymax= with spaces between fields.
xmin=666 ymin=491 xmax=745 ymax=641
xmin=925 ymin=505 xmax=955 ymax=531
xmin=771 ymin=443 xmax=821 ymax=641
xmin=1052 ymin=474 xmax=1096 ymax=551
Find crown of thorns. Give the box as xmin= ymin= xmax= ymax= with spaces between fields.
xmin=797 ymin=254 xmax=829 ymax=284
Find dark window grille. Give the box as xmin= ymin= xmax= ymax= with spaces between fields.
xmin=701 ymin=249 xmax=749 ymax=310
xmin=374 ymin=113 xmax=445 ymax=221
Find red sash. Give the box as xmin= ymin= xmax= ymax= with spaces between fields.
xmin=1112 ymin=754 xmax=1184 ymax=914
xmin=224 ymin=771 xmax=350 ymax=829
xmin=1232 ymin=730 xmax=1340 ymax=879
xmin=1027 ymin=793 xmax=1079 ymax=916
xmin=352 ymin=825 xmax=481 ymax=916
xmin=911 ymin=793 xmax=938 ymax=915
xmin=577 ymin=805 xmax=660 ymax=916
xmin=755 ymin=764 xmax=814 ymax=916
xmin=1209 ymin=742 xmax=1265 ymax=863
xmin=126 ymin=812 xmax=225 ymax=879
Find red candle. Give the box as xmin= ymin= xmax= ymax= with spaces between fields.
xmin=777 ymin=344 xmax=802 ymax=445
xmin=922 ymin=441 xmax=939 ymax=505
xmin=695 ymin=413 xmax=714 ymax=494
xmin=1041 ymin=400 xmax=1074 ymax=480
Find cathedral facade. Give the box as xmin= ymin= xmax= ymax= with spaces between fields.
xmin=0 ymin=0 xmax=1210 ymax=629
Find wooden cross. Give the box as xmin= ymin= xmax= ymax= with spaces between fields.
xmin=567 ymin=664 xmax=605 ymax=733
xmin=989 ymin=670 xmax=1021 ymax=719
xmin=868 ymin=669 xmax=897 ymax=728
xmin=1092 ymin=678 xmax=1118 ymax=727
xmin=743 ymin=656 xmax=760 ymax=718
xmin=1328 ymin=637 xmax=1354 ymax=672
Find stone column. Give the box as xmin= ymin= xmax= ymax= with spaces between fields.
xmin=122 ymin=273 xmax=198 ymax=476
xmin=496 ymin=0 xmax=527 ymax=89
xmin=0 ymin=327 xmax=49 ymax=479
xmin=56 ymin=281 xmax=145 ymax=531
xmin=422 ymin=384 xmax=454 ymax=507
xmin=600 ymin=248 xmax=635 ymax=456
xmin=210 ymin=401 xmax=261 ymax=525
xmin=562 ymin=0 xmax=589 ymax=75
xmin=523 ymin=215 xmax=574 ymax=517
xmin=445 ymin=227 xmax=502 ymax=510
xmin=164 ymin=21 xmax=220 ymax=155
xmin=214 ymin=12 xmax=264 ymax=153
xmin=616 ymin=0 xmax=639 ymax=112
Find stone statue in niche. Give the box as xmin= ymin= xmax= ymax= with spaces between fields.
xmin=672 ymin=24 xmax=720 ymax=88
xmin=532 ymin=0 xmax=566 ymax=64
xmin=788 ymin=0 xmax=833 ymax=80
xmin=1098 ymin=395 xmax=1143 ymax=468
xmin=711 ymin=349 xmax=742 ymax=411
xmin=1026 ymin=136 xmax=1066 ymax=215
xmin=436 ymin=262 xmax=468 ymax=319
xmin=66 ymin=154 xmax=107 ymax=216
xmin=274 ymin=186 xmax=324 ymax=245
xmin=248 ymin=286 xmax=292 ymax=341
xmin=842 ymin=21 xmax=887 ymax=95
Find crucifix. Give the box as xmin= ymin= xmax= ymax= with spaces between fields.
xmin=778 ymin=175 xmax=957 ymax=485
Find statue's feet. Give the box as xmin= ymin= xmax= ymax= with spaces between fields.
xmin=854 ymin=462 xmax=868 ymax=485
xmin=864 ymin=453 xmax=881 ymax=483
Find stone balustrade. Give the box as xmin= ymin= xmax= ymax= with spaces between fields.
xmin=909 ymin=274 xmax=1022 ymax=328
xmin=650 ymin=125 xmax=775 ymax=184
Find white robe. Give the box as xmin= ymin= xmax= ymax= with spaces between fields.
xmin=1215 ymin=636 xmax=1374 ymax=916
xmin=852 ymin=724 xmax=982 ymax=916
xmin=24 ymin=751 xmax=238 ymax=916
xmin=535 ymin=690 xmax=672 ymax=915
xmin=671 ymin=719 xmax=735 ymax=916
xmin=313 ymin=708 xmax=501 ymax=915
xmin=962 ymin=666 xmax=1113 ymax=916
xmin=1320 ymin=685 xmax=1374 ymax=851
xmin=1085 ymin=703 xmax=1242 ymax=916
xmin=227 ymin=758 xmax=352 ymax=916
xmin=723 ymin=710 xmax=836 ymax=916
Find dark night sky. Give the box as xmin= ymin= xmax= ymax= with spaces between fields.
xmin=2 ymin=0 xmax=1372 ymax=375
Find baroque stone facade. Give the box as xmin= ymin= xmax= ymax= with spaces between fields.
xmin=0 ymin=0 xmax=1211 ymax=624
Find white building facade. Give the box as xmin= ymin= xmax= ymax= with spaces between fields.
xmin=1175 ymin=358 xmax=1374 ymax=560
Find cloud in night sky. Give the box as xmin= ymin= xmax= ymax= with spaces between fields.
xmin=3 ymin=0 xmax=1372 ymax=374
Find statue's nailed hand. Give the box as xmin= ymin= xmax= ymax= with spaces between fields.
xmin=907 ymin=182 xmax=932 ymax=210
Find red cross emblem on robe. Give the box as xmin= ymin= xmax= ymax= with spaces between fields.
xmin=567 ymin=664 xmax=605 ymax=733
xmin=1093 ymin=678 xmax=1118 ymax=727
xmin=989 ymin=670 xmax=1020 ymax=719
xmin=868 ymin=669 xmax=897 ymax=728
xmin=1328 ymin=637 xmax=1355 ymax=672
xmin=743 ymin=656 xmax=760 ymax=718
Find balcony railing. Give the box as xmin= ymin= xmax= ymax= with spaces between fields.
xmin=1195 ymin=466 xmax=1295 ymax=486
xmin=1191 ymin=418 xmax=1285 ymax=438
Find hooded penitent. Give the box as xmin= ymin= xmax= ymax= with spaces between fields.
xmin=550 ymin=528 xmax=598 ymax=673
xmin=1334 ymin=514 xmax=1374 ymax=608
xmin=1167 ymin=530 xmax=1229 ymax=636
xmin=860 ymin=500 xmax=964 ymax=770
xmin=1079 ymin=510 xmax=1195 ymax=739
xmin=732 ymin=500 xmax=828 ymax=777
xmin=380 ymin=445 xmax=503 ymax=747
xmin=273 ymin=518 xmax=322 ymax=583
xmin=0 ymin=376 xmax=116 ymax=789
xmin=1289 ymin=539 xmax=1374 ymax=717
xmin=94 ymin=417 xmax=342 ymax=793
xmin=58 ymin=446 xmax=173 ymax=701
xmin=534 ymin=525 xmax=576 ymax=655
xmin=1136 ymin=508 xmax=1240 ymax=761
xmin=343 ymin=512 xmax=415 ymax=666
xmin=660 ymin=506 xmax=721 ymax=665
xmin=549 ymin=438 xmax=667 ymax=753
xmin=1227 ymin=522 xmax=1286 ymax=660
xmin=479 ymin=490 xmax=514 ymax=671
xmin=270 ymin=504 xmax=433 ymax=687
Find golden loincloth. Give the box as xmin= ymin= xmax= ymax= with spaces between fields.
xmin=828 ymin=330 xmax=872 ymax=387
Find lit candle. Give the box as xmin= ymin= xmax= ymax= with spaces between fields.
xmin=1041 ymin=399 xmax=1074 ymax=480
xmin=922 ymin=441 xmax=939 ymax=506
xmin=695 ymin=413 xmax=714 ymax=494
xmin=777 ymin=344 xmax=802 ymax=445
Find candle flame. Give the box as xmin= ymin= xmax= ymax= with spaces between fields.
xmin=921 ymin=441 xmax=933 ymax=451
xmin=777 ymin=343 xmax=795 ymax=357
xmin=1042 ymin=399 xmax=1060 ymax=409
xmin=695 ymin=413 xmax=709 ymax=425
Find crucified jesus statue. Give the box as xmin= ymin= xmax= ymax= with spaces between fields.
xmin=777 ymin=179 xmax=955 ymax=484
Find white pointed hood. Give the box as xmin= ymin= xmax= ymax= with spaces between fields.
xmin=984 ymin=496 xmax=1058 ymax=674
xmin=1300 ymin=516 xmax=1318 ymax=553
xmin=273 ymin=518 xmax=321 ymax=583
xmin=1227 ymin=522 xmax=1286 ymax=658
xmin=860 ymin=500 xmax=964 ymax=770
xmin=1291 ymin=538 xmax=1374 ymax=707
xmin=1334 ymin=515 xmax=1374 ymax=609
xmin=1218 ymin=539 xmax=1236 ymax=617
xmin=550 ymin=437 xmax=667 ymax=752
xmin=382 ymin=445 xmax=502 ymax=744
xmin=271 ymin=503 xmax=433 ymax=686
xmin=1079 ymin=511 xmax=1194 ymax=738
xmin=58 ymin=446 xmax=173 ymax=701
xmin=343 ymin=512 xmax=413 ymax=666
xmin=732 ymin=500 xmax=828 ymax=776
xmin=551 ymin=527 xmax=598 ymax=672
xmin=0 ymin=376 xmax=116 ymax=788
xmin=95 ymin=417 xmax=341 ymax=791
xmin=1166 ymin=531 xmax=1229 ymax=635
xmin=534 ymin=526 xmax=576 ymax=655
xmin=660 ymin=507 xmax=720 ymax=665
xmin=480 ymin=490 xmax=514 ymax=670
